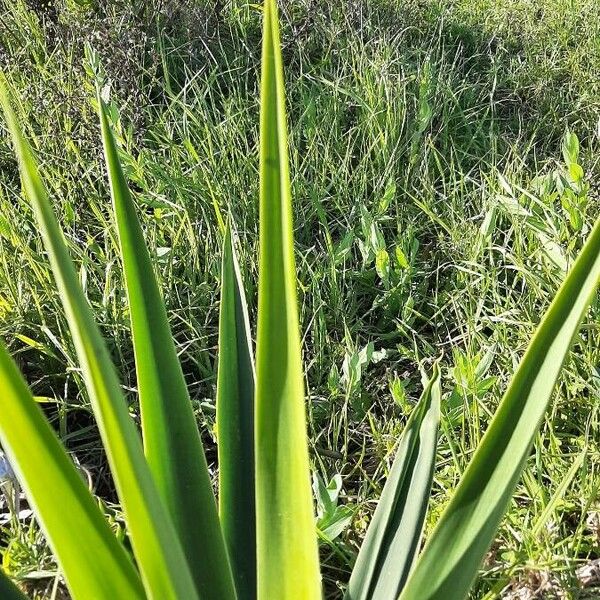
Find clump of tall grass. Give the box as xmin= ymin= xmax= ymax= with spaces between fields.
xmin=0 ymin=1 xmax=598 ymax=599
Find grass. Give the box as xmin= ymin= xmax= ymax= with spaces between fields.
xmin=0 ymin=0 xmax=599 ymax=598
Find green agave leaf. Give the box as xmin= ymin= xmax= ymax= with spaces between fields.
xmin=217 ymin=224 xmax=256 ymax=600
xmin=0 ymin=83 xmax=198 ymax=600
xmin=400 ymin=217 xmax=600 ymax=600
xmin=0 ymin=343 xmax=144 ymax=600
xmin=346 ymin=363 xmax=441 ymax=600
xmin=98 ymin=97 xmax=236 ymax=600
xmin=0 ymin=568 xmax=27 ymax=600
xmin=255 ymin=1 xmax=321 ymax=598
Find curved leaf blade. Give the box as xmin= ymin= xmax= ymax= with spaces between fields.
xmin=0 ymin=343 xmax=145 ymax=600
xmin=0 ymin=83 xmax=199 ymax=600
xmin=98 ymin=98 xmax=236 ymax=600
xmin=400 ymin=217 xmax=600 ymax=600
xmin=217 ymin=224 xmax=256 ymax=600
xmin=0 ymin=568 xmax=27 ymax=600
xmin=346 ymin=363 xmax=441 ymax=600
xmin=255 ymin=1 xmax=322 ymax=598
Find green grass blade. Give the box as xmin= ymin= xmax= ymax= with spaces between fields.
xmin=0 ymin=343 xmax=145 ymax=600
xmin=0 ymin=568 xmax=27 ymax=600
xmin=255 ymin=1 xmax=322 ymax=598
xmin=346 ymin=363 xmax=441 ymax=600
xmin=217 ymin=224 xmax=256 ymax=600
xmin=399 ymin=217 xmax=600 ymax=600
xmin=98 ymin=97 xmax=236 ymax=600
xmin=0 ymin=83 xmax=199 ymax=600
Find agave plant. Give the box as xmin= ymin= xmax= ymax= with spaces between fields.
xmin=0 ymin=1 xmax=598 ymax=599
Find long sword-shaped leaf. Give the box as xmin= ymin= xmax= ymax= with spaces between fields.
xmin=400 ymin=217 xmax=600 ymax=600
xmin=98 ymin=98 xmax=236 ymax=600
xmin=0 ymin=568 xmax=27 ymax=600
xmin=255 ymin=1 xmax=322 ymax=598
xmin=217 ymin=224 xmax=256 ymax=600
xmin=0 ymin=83 xmax=199 ymax=600
xmin=0 ymin=343 xmax=144 ymax=600
xmin=346 ymin=363 xmax=441 ymax=600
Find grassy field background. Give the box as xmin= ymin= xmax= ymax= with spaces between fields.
xmin=0 ymin=0 xmax=599 ymax=598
